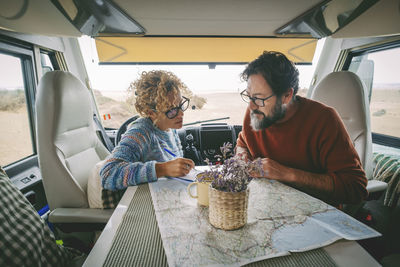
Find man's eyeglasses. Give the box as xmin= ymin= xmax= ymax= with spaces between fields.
xmin=165 ymin=96 xmax=190 ymax=119
xmin=240 ymin=90 xmax=275 ymax=107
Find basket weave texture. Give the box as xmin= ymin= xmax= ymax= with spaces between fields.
xmin=208 ymin=187 xmax=249 ymax=230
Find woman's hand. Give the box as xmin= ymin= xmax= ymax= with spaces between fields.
xmin=155 ymin=158 xmax=195 ymax=178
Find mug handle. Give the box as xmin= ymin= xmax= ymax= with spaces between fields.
xmin=187 ymin=182 xmax=198 ymax=198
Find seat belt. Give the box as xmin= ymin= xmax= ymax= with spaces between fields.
xmin=93 ymin=114 xmax=114 ymax=152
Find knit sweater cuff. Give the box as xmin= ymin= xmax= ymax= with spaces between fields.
xmin=148 ymin=161 xmax=158 ymax=182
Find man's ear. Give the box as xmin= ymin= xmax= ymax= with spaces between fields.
xmin=283 ymin=88 xmax=294 ymax=104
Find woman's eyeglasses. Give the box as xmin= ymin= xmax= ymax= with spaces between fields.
xmin=240 ymin=89 xmax=274 ymax=107
xmin=165 ymin=96 xmax=190 ymax=119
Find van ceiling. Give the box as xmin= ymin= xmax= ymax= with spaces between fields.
xmin=1 ymin=0 xmax=398 ymax=38
xmin=0 ymin=0 xmax=322 ymax=37
xmin=0 ymin=0 xmax=400 ymax=41
xmin=332 ymin=0 xmax=400 ymax=38
xmin=114 ymin=0 xmax=322 ymax=36
xmin=0 ymin=0 xmax=81 ymax=37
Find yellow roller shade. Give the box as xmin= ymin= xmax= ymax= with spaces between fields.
xmin=95 ymin=37 xmax=317 ymax=64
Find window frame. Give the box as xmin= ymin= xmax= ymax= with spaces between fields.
xmin=341 ymin=40 xmax=400 ymax=149
xmin=39 ymin=49 xmax=62 ymax=71
xmin=0 ymin=37 xmax=38 ymax=166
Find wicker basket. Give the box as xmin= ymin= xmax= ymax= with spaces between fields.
xmin=208 ymin=186 xmax=249 ymax=230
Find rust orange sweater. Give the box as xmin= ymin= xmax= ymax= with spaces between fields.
xmin=237 ymin=96 xmax=368 ymax=205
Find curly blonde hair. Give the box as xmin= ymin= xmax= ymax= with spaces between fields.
xmin=133 ymin=70 xmax=188 ymax=118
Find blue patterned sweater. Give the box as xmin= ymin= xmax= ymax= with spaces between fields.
xmin=100 ymin=117 xmax=183 ymax=190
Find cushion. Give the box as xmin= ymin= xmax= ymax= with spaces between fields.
xmin=87 ymin=160 xmax=126 ymax=209
xmin=87 ymin=160 xmax=106 ymax=209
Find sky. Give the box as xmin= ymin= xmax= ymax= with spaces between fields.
xmin=368 ymin=48 xmax=400 ymax=84
xmin=0 ymin=54 xmax=24 ymax=88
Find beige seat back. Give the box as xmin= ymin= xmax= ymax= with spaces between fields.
xmin=310 ymin=71 xmax=373 ymax=179
xmin=36 ymin=71 xmax=110 ymax=210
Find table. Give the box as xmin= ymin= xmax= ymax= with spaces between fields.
xmin=83 ymin=182 xmax=381 ymax=267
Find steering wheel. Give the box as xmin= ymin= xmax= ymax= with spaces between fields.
xmin=115 ymin=115 xmax=139 ymax=146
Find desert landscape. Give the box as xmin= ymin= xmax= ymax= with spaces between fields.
xmin=1 ymin=87 xmax=399 ymax=166
xmin=96 ymin=90 xmax=250 ymax=128
xmin=96 ymin=87 xmax=400 ymax=137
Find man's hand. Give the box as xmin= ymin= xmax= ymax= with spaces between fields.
xmin=251 ymin=158 xmax=293 ymax=182
xmin=251 ymin=157 xmax=335 ymax=204
xmin=155 ymin=158 xmax=195 ymax=178
xmin=235 ymin=146 xmax=252 ymax=162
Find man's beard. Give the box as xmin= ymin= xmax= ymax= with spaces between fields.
xmin=250 ymin=98 xmax=286 ymax=130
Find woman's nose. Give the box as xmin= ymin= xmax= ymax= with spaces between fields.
xmin=177 ymin=108 xmax=184 ymax=117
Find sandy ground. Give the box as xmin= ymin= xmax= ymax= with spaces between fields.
xmin=1 ymin=90 xmax=399 ymax=165
xmin=101 ymin=90 xmax=129 ymax=102
xmin=0 ymin=108 xmax=33 ymax=166
xmin=183 ymin=92 xmax=249 ymax=126
xmin=98 ymin=90 xmax=400 ymax=135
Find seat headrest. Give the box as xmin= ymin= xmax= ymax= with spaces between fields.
xmin=38 ymin=71 xmax=92 ymax=136
xmin=310 ymin=71 xmax=369 ymax=135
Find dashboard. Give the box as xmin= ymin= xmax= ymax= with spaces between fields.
xmin=178 ymin=123 xmax=242 ymax=165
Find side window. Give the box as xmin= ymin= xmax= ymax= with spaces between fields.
xmin=0 ymin=52 xmax=34 ymax=166
xmin=297 ymin=65 xmax=315 ymax=97
xmin=347 ymin=46 xmax=400 ymax=141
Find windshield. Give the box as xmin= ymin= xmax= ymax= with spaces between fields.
xmin=79 ymin=37 xmax=322 ymax=129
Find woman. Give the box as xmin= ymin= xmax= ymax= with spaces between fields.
xmin=100 ymin=70 xmax=195 ymax=191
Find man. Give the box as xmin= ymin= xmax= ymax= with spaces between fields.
xmin=236 ymin=51 xmax=368 ymax=206
xmin=0 ymin=166 xmax=85 ymax=266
